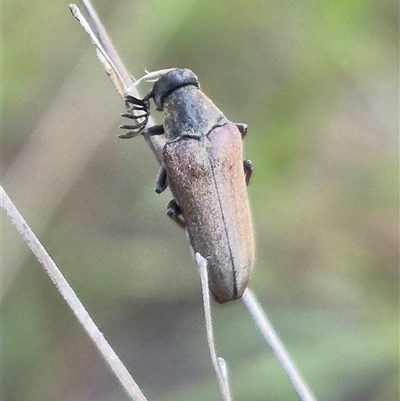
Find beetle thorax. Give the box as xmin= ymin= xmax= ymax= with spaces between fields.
xmin=152 ymin=68 xmax=200 ymax=111
xmin=162 ymin=86 xmax=227 ymax=140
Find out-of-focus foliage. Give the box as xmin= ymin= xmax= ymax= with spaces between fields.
xmin=2 ymin=0 xmax=398 ymax=400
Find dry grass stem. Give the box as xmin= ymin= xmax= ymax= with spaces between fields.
xmin=242 ymin=289 xmax=317 ymax=401
xmin=1 ymin=186 xmax=149 ymax=401
xmin=195 ymin=253 xmax=232 ymax=401
xmin=70 ymin=0 xmax=166 ymax=163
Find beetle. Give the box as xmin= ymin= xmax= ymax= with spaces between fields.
xmin=119 ymin=68 xmax=254 ymax=303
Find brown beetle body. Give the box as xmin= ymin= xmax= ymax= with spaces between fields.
xmin=121 ymin=69 xmax=254 ymax=303
xmin=163 ymin=122 xmax=254 ymax=302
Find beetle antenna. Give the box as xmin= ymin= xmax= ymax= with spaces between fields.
xmin=125 ymin=68 xmax=176 ymax=94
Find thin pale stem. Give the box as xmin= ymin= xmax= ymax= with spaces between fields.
xmin=242 ymin=289 xmax=317 ymax=401
xmin=1 ymin=186 xmax=149 ymax=401
xmin=195 ymin=253 xmax=232 ymax=401
xmin=69 ymin=3 xmax=126 ymax=96
xmin=69 ymin=1 xmax=166 ymax=164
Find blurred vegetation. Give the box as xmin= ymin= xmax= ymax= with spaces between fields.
xmin=2 ymin=0 xmax=398 ymax=400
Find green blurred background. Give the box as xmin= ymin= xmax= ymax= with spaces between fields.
xmin=2 ymin=0 xmax=398 ymax=400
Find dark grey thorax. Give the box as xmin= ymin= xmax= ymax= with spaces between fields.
xmin=162 ymin=86 xmax=227 ymax=141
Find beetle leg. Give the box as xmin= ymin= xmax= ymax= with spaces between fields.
xmin=119 ymin=124 xmax=164 ymax=139
xmin=145 ymin=125 xmax=165 ymax=136
xmin=235 ymin=123 xmax=248 ymax=139
xmin=243 ymin=160 xmax=253 ymax=186
xmin=155 ymin=164 xmax=168 ymax=194
xmin=166 ymin=199 xmax=186 ymax=229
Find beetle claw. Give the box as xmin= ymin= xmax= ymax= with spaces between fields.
xmin=124 ymin=95 xmax=148 ymax=107
xmin=119 ymin=121 xmax=147 ymax=130
xmin=166 ymin=199 xmax=186 ymax=229
xmin=120 ymin=95 xmax=150 ymax=138
xmin=118 ymin=131 xmax=142 ymax=139
xmin=121 ymin=111 xmax=146 ymax=119
xmin=155 ymin=165 xmax=168 ymax=194
xmin=243 ymin=160 xmax=253 ymax=186
xmin=235 ymin=123 xmax=248 ymax=139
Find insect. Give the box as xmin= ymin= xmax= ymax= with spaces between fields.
xmin=120 ymin=68 xmax=254 ymax=303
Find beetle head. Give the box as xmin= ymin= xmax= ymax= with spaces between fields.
xmin=151 ymin=68 xmax=200 ymax=111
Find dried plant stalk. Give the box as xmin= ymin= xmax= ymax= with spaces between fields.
xmin=1 ymin=186 xmax=149 ymax=401
xmin=196 ymin=253 xmax=232 ymax=401
xmin=70 ymin=1 xmax=166 ymax=164
xmin=243 ymin=290 xmax=317 ymax=401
